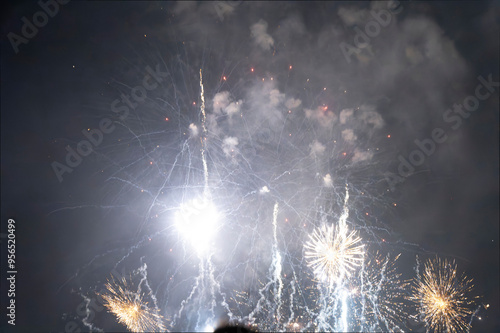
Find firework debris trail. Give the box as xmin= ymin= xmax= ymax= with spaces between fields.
xmin=246 ymin=202 xmax=285 ymax=331
xmin=199 ymin=69 xmax=209 ymax=196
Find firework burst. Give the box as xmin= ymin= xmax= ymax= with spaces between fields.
xmin=100 ymin=277 xmax=165 ymax=332
xmin=304 ymin=223 xmax=364 ymax=284
xmin=410 ymin=257 xmax=477 ymax=333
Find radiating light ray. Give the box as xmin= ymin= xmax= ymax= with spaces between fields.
xmin=410 ymin=257 xmax=477 ymax=333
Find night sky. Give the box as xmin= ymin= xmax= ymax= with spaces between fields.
xmin=1 ymin=1 xmax=499 ymax=332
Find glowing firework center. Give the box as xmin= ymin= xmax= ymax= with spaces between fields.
xmin=305 ymin=224 xmax=364 ymax=285
xmin=175 ymin=197 xmax=220 ymax=255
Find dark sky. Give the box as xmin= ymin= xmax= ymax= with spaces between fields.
xmin=1 ymin=1 xmax=499 ymax=332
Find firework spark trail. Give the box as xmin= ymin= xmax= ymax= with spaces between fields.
xmin=173 ymin=264 xmax=201 ymax=328
xmin=171 ymin=206 xmax=222 ymax=330
xmin=206 ymin=254 xmax=229 ymax=329
xmin=285 ymin=279 xmax=296 ymax=327
xmin=336 ymin=186 xmax=352 ymax=332
xmin=137 ymin=262 xmax=163 ymax=324
xmin=359 ymin=257 xmax=368 ymax=328
xmin=271 ymin=202 xmax=284 ymax=326
xmin=172 ymin=257 xmax=218 ymax=331
xmin=353 ymin=253 xmax=408 ymax=332
xmin=170 ymin=69 xmax=227 ymax=331
xmin=286 ymin=267 xmax=316 ymax=331
xmin=78 ymin=292 xmax=104 ymax=332
xmin=196 ymin=68 xmax=223 ymax=331
xmin=377 ymin=258 xmax=400 ymax=331
xmin=246 ymin=202 xmax=285 ymax=331
xmin=199 ymin=69 xmax=209 ymax=196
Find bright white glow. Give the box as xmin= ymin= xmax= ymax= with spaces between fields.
xmin=175 ymin=197 xmax=220 ymax=255
xmin=203 ymin=324 xmax=214 ymax=332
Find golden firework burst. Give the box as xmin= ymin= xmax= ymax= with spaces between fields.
xmin=100 ymin=277 xmax=165 ymax=332
xmin=410 ymin=257 xmax=477 ymax=333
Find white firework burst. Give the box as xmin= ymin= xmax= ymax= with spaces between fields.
xmin=304 ymin=223 xmax=364 ymax=284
